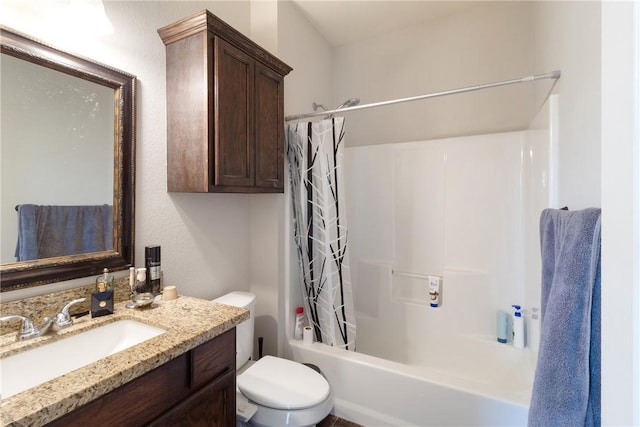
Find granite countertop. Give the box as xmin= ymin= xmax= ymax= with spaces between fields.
xmin=0 ymin=296 xmax=248 ymax=426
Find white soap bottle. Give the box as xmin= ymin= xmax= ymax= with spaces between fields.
xmin=512 ymin=305 xmax=525 ymax=349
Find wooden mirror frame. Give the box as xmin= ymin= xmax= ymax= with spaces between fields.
xmin=0 ymin=27 xmax=136 ymax=291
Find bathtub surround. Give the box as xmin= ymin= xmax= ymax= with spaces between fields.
xmin=528 ymin=208 xmax=601 ymax=426
xmin=287 ymin=118 xmax=356 ymax=350
xmin=346 ymin=126 xmax=552 ymax=361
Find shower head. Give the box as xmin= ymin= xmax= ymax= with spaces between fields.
xmin=312 ymin=102 xmax=328 ymax=112
xmin=336 ymin=98 xmax=360 ymax=109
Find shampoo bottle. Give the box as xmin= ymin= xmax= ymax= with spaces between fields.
xmin=512 ymin=305 xmax=525 ymax=349
xmin=294 ymin=307 xmax=304 ymax=340
xmin=496 ymin=310 xmax=509 ymax=343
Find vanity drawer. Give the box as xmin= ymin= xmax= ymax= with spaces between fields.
xmin=190 ymin=327 xmax=235 ymax=389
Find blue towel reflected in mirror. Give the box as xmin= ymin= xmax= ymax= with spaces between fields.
xmin=15 ymin=204 xmax=113 ymax=262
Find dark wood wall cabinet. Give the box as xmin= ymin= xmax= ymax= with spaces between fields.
xmin=46 ymin=329 xmax=236 ymax=427
xmin=159 ymin=10 xmax=293 ymax=193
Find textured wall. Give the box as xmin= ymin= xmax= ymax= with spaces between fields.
xmin=0 ymin=1 xmax=256 ymax=301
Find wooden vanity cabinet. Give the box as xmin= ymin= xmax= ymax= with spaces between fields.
xmin=46 ymin=328 xmax=236 ymax=427
xmin=159 ymin=10 xmax=292 ymax=193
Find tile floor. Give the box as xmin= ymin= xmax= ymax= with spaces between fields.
xmin=318 ymin=414 xmax=363 ymax=427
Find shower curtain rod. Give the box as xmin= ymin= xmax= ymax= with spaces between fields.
xmin=284 ymin=70 xmax=561 ymax=122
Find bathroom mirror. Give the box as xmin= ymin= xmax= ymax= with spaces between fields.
xmin=0 ymin=27 xmax=136 ymax=291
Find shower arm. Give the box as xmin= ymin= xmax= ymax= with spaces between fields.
xmin=285 ymin=70 xmax=561 ymax=122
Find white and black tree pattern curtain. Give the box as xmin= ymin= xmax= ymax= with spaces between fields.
xmin=287 ymin=117 xmax=356 ymax=351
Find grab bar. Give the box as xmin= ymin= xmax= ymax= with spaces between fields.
xmin=391 ymin=270 xmax=430 ymax=280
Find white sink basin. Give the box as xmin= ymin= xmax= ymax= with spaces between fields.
xmin=0 ymin=319 xmax=166 ymax=400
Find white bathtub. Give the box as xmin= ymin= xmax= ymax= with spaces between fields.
xmin=289 ymin=338 xmax=533 ymax=426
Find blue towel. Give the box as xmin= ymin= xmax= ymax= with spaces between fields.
xmin=15 ymin=204 xmax=113 ymax=261
xmin=528 ymin=208 xmax=601 ymax=427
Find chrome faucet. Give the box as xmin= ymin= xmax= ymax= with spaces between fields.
xmin=0 ymin=314 xmax=53 ymax=340
xmin=52 ymin=297 xmax=87 ymax=331
xmin=0 ymin=297 xmax=87 ymax=340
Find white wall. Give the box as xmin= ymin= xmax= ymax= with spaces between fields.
xmin=278 ymin=1 xmax=334 ymax=117
xmin=244 ymin=0 xmax=335 ymax=359
xmin=600 ymin=2 xmax=640 ymax=425
xmin=332 ymin=1 xmax=534 ymax=147
xmin=0 ymin=1 xmax=257 ymax=302
xmin=531 ymin=1 xmax=601 ymax=209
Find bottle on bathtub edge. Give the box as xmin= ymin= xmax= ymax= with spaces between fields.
xmin=512 ymin=305 xmax=526 ymax=349
xmin=294 ymin=306 xmax=305 ymax=340
xmin=496 ymin=310 xmax=509 ymax=344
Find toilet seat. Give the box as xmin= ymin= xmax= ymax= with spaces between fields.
xmin=237 ymin=356 xmax=330 ymax=410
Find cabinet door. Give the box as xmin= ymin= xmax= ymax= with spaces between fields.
xmin=149 ymin=369 xmax=236 ymax=427
xmin=254 ymin=62 xmax=285 ymax=190
xmin=214 ymin=36 xmax=254 ymax=188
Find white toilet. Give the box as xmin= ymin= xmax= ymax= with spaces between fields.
xmin=213 ymin=291 xmax=333 ymax=427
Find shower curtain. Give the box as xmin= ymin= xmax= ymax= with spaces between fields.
xmin=287 ymin=117 xmax=356 ymax=351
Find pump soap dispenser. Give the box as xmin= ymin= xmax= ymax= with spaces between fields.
xmin=512 ymin=305 xmax=525 ymax=349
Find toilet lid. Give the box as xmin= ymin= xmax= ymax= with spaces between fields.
xmin=237 ymin=356 xmax=330 ymax=410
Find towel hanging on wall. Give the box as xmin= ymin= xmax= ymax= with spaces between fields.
xmin=528 ymin=207 xmax=601 ymax=427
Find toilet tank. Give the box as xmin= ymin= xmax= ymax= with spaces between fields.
xmin=212 ymin=291 xmax=255 ymax=370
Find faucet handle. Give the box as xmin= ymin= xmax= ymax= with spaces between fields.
xmin=0 ymin=314 xmax=36 ymax=336
xmin=0 ymin=314 xmax=52 ymax=340
xmin=53 ymin=297 xmax=87 ymax=330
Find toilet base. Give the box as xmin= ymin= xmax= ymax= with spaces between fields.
xmin=237 ymin=389 xmax=334 ymax=427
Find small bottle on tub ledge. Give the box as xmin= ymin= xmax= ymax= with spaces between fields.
xmin=512 ymin=304 xmax=526 ymax=349
xmin=497 ymin=310 xmax=509 ymax=344
xmin=294 ymin=306 xmax=304 ymax=340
